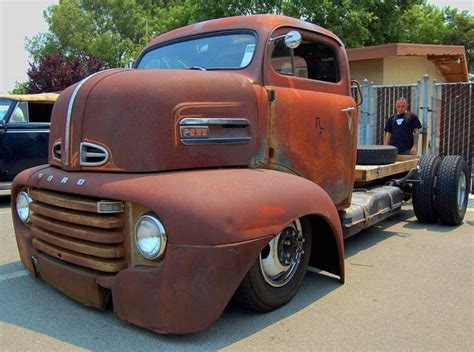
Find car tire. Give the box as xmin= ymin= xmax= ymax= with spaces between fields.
xmin=234 ymin=218 xmax=312 ymax=312
xmin=357 ymin=145 xmax=398 ymax=165
xmin=412 ymin=155 xmax=441 ymax=223
xmin=434 ymin=155 xmax=470 ymax=226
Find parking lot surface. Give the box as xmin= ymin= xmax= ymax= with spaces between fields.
xmin=1 ymin=194 xmax=473 ymax=351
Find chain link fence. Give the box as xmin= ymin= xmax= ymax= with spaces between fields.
xmin=355 ymin=77 xmax=473 ymax=192
xmin=433 ymin=82 xmax=473 ymax=191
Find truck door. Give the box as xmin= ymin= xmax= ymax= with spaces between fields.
xmin=264 ymin=28 xmax=357 ymax=208
xmin=1 ymin=101 xmax=51 ymax=182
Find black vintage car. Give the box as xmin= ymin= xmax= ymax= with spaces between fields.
xmin=0 ymin=93 xmax=58 ymax=191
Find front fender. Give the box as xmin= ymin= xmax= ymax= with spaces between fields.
xmin=12 ymin=167 xmax=344 ymax=333
xmin=14 ymin=166 xmax=343 ymax=245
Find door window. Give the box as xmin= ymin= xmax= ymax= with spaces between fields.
xmin=271 ymin=37 xmax=339 ymax=83
xmin=10 ymin=102 xmax=29 ymax=123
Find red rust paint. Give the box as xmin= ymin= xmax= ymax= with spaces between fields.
xmin=12 ymin=14 xmax=355 ymax=334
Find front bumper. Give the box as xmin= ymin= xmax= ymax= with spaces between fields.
xmin=24 ymin=237 xmax=268 ymax=334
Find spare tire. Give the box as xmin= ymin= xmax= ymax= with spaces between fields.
xmin=357 ymin=145 xmax=398 ymax=165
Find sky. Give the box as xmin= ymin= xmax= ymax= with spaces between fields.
xmin=0 ymin=0 xmax=473 ymax=93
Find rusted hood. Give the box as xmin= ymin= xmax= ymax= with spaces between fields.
xmin=49 ymin=69 xmax=258 ymax=172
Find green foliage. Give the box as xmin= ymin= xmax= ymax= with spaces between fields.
xmin=9 ymin=81 xmax=28 ymax=94
xmin=444 ymin=7 xmax=474 ymax=72
xmin=26 ymin=0 xmax=473 ymax=72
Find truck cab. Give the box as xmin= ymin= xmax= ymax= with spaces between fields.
xmin=10 ymin=15 xmax=469 ymax=334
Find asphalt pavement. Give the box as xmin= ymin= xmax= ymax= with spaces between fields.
xmin=0 ymin=194 xmax=473 ymax=351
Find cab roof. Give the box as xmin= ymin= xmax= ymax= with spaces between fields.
xmin=143 ymin=15 xmax=343 ymax=51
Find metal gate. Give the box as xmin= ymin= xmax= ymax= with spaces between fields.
xmin=358 ymin=79 xmax=421 ymax=145
xmin=432 ymin=81 xmax=473 ymax=190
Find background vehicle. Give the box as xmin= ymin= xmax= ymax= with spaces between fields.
xmin=10 ymin=15 xmax=470 ymax=334
xmin=0 ymin=93 xmax=58 ymax=191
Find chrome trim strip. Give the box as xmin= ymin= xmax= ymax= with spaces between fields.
xmin=181 ymin=137 xmax=251 ymax=145
xmin=97 ymin=200 xmax=124 ymax=214
xmin=64 ymin=69 xmax=113 ymax=166
xmin=79 ymin=141 xmax=109 ymax=166
xmin=179 ymin=118 xmax=250 ymax=126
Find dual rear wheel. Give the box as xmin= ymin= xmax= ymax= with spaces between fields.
xmin=413 ymin=155 xmax=470 ymax=226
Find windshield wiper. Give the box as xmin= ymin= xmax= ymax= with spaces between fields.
xmin=187 ymin=65 xmax=207 ymax=71
xmin=178 ymin=60 xmax=207 ymax=71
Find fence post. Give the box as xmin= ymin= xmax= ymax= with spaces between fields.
xmin=415 ymin=79 xmax=421 ymax=116
xmin=360 ymin=79 xmax=370 ymax=144
xmin=368 ymin=83 xmax=376 ymax=144
xmin=431 ymin=80 xmax=438 ymax=154
xmin=421 ymin=74 xmax=429 ymax=155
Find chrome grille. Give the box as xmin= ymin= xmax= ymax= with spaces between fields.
xmin=28 ymin=189 xmax=126 ymax=273
xmin=80 ymin=142 xmax=109 ymax=166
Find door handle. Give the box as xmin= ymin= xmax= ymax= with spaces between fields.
xmin=341 ymin=107 xmax=356 ymax=112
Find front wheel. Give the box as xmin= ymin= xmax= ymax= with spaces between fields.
xmin=234 ymin=218 xmax=312 ymax=312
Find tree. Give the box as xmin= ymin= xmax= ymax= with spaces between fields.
xmin=27 ymin=0 xmax=151 ymax=67
xmin=444 ymin=7 xmax=474 ymax=72
xmin=26 ymin=53 xmax=106 ymax=93
xmin=27 ymin=0 xmax=472 ymax=72
xmin=9 ymin=81 xmax=28 ymax=95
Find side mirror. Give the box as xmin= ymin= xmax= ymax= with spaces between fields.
xmin=0 ymin=120 xmax=5 ymax=129
xmin=269 ymin=30 xmax=302 ymax=49
xmin=284 ymin=31 xmax=302 ymax=49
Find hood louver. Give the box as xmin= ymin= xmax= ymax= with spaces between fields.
xmin=80 ymin=142 xmax=109 ymax=166
xmin=52 ymin=141 xmax=62 ymax=162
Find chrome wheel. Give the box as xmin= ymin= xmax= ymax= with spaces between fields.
xmin=260 ymin=220 xmax=305 ymax=287
xmin=457 ymin=173 xmax=466 ymax=211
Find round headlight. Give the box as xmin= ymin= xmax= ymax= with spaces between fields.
xmin=135 ymin=214 xmax=167 ymax=260
xmin=16 ymin=191 xmax=32 ymax=223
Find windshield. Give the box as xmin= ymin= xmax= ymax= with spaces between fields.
xmin=137 ymin=33 xmax=257 ymax=70
xmin=0 ymin=99 xmax=14 ymax=121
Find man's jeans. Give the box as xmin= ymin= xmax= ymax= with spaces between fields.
xmin=399 ymin=150 xmax=412 ymax=155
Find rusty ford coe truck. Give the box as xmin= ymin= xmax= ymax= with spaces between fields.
xmin=11 ymin=15 xmax=470 ymax=334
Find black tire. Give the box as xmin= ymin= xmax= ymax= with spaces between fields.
xmin=234 ymin=218 xmax=312 ymax=312
xmin=412 ymin=155 xmax=441 ymax=223
xmin=357 ymin=145 xmax=398 ymax=165
xmin=435 ymin=155 xmax=470 ymax=226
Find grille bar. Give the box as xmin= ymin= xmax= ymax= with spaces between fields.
xmin=31 ymin=225 xmax=125 ymax=258
xmin=30 ymin=202 xmax=123 ymax=229
xmin=29 ymin=214 xmax=123 ymax=244
xmin=30 ymin=189 xmax=103 ymax=213
xmin=33 ymin=238 xmax=127 ymax=273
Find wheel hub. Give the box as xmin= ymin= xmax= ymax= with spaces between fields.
xmin=260 ymin=220 xmax=305 ymax=287
xmin=277 ymin=227 xmax=303 ymax=265
xmin=457 ymin=173 xmax=466 ymax=211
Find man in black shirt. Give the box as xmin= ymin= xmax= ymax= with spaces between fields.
xmin=384 ymin=98 xmax=422 ymax=155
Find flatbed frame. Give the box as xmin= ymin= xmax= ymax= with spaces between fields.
xmin=354 ymin=155 xmax=419 ymax=183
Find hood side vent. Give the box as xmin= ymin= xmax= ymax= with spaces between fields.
xmin=52 ymin=141 xmax=62 ymax=162
xmin=80 ymin=142 xmax=109 ymax=167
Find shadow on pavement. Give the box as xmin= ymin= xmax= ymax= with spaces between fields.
xmin=0 ymin=261 xmax=338 ymax=350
